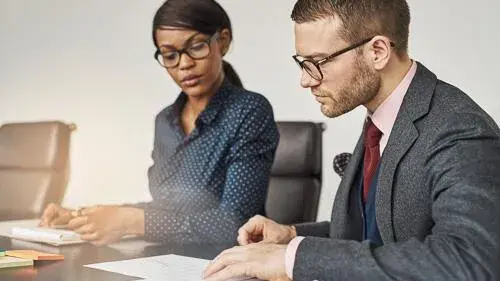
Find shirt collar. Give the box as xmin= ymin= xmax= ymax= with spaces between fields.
xmin=197 ymin=78 xmax=232 ymax=125
xmin=165 ymin=78 xmax=232 ymax=126
xmin=370 ymin=60 xmax=417 ymax=137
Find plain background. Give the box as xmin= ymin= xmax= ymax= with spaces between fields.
xmin=1 ymin=0 xmax=498 ymax=221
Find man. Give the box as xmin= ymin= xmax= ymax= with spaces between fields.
xmin=203 ymin=0 xmax=500 ymax=280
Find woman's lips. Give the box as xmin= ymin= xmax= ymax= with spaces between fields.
xmin=181 ymin=75 xmax=202 ymax=87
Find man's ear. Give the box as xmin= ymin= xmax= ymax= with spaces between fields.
xmin=366 ymin=35 xmax=392 ymax=70
xmin=219 ymin=28 xmax=231 ymax=55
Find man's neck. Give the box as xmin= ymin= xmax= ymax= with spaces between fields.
xmin=365 ymin=56 xmax=413 ymax=113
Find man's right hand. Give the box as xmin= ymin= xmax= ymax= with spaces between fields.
xmin=39 ymin=203 xmax=73 ymax=228
xmin=237 ymin=215 xmax=297 ymax=245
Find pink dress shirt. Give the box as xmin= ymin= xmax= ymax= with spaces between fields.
xmin=285 ymin=61 xmax=418 ymax=279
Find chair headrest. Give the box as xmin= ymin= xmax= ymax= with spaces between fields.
xmin=271 ymin=122 xmax=323 ymax=177
xmin=0 ymin=121 xmax=73 ymax=170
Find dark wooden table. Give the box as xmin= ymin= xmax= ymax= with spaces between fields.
xmin=0 ymin=236 xmax=235 ymax=281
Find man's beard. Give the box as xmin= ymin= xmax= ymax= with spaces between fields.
xmin=320 ymin=57 xmax=381 ymax=118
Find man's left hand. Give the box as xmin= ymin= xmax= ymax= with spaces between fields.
xmin=203 ymin=243 xmax=289 ymax=281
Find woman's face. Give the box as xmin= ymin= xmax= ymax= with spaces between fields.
xmin=155 ymin=28 xmax=230 ymax=98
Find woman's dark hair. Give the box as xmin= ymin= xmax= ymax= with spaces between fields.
xmin=153 ymin=0 xmax=243 ymax=88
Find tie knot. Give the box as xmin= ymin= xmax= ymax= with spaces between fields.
xmin=364 ymin=118 xmax=382 ymax=148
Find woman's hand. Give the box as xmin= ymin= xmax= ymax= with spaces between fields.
xmin=67 ymin=205 xmax=144 ymax=246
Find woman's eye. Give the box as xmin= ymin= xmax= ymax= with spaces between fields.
xmin=163 ymin=52 xmax=178 ymax=61
xmin=190 ymin=42 xmax=206 ymax=51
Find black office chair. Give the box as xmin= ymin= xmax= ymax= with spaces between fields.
xmin=265 ymin=121 xmax=324 ymax=224
xmin=0 ymin=121 xmax=75 ymax=220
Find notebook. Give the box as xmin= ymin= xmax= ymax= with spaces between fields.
xmin=9 ymin=226 xmax=83 ymax=246
xmin=0 ymin=256 xmax=33 ymax=269
xmin=6 ymin=250 xmax=64 ymax=261
xmin=0 ymin=220 xmax=84 ymax=246
xmin=10 ymin=239 xmax=61 ymax=254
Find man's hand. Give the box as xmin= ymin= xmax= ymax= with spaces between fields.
xmin=67 ymin=205 xmax=144 ymax=246
xmin=39 ymin=203 xmax=74 ymax=228
xmin=203 ymin=243 xmax=288 ymax=281
xmin=238 ymin=215 xmax=296 ymax=245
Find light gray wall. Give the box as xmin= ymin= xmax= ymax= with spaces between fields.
xmin=1 ymin=0 xmax=498 ymax=221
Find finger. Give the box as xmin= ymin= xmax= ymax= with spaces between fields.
xmin=237 ymin=228 xmax=250 ymax=246
xmin=205 ymin=250 xmax=247 ymax=278
xmin=81 ymin=231 xmax=100 ymax=241
xmin=73 ymin=222 xmax=95 ymax=235
xmin=204 ymin=263 xmax=250 ymax=281
xmin=49 ymin=212 xmax=72 ymax=228
xmin=39 ymin=204 xmax=59 ymax=226
xmin=67 ymin=216 xmax=89 ymax=230
xmin=238 ymin=217 xmax=264 ymax=245
xmin=80 ymin=206 xmax=99 ymax=216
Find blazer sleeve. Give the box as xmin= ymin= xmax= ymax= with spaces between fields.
xmin=294 ymin=222 xmax=330 ymax=238
xmin=292 ymin=113 xmax=500 ymax=281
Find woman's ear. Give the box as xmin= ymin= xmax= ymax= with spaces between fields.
xmin=219 ymin=28 xmax=231 ymax=55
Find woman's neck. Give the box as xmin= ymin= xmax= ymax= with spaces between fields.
xmin=184 ymin=72 xmax=225 ymax=117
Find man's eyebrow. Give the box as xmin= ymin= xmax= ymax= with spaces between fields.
xmin=297 ymin=52 xmax=330 ymax=60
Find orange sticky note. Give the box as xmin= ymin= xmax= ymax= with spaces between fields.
xmin=6 ymin=250 xmax=64 ymax=261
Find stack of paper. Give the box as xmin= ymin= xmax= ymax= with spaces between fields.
xmin=0 ymin=256 xmax=33 ymax=269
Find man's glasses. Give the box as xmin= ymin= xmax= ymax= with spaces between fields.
xmin=293 ymin=37 xmax=380 ymax=81
xmin=155 ymin=32 xmax=220 ymax=69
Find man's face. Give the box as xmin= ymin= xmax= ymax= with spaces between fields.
xmin=294 ymin=17 xmax=381 ymax=117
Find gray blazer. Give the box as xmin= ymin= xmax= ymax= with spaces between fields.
xmin=293 ymin=62 xmax=500 ymax=281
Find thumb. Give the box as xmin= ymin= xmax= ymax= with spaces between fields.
xmin=237 ymin=228 xmax=250 ymax=246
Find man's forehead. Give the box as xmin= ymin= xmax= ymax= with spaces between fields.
xmin=294 ymin=17 xmax=343 ymax=56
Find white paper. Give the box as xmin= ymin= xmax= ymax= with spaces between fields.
xmin=0 ymin=219 xmax=85 ymax=246
xmin=12 ymin=226 xmax=81 ymax=241
xmin=85 ymin=254 xmax=259 ymax=281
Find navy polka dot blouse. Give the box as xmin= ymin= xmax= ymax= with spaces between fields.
xmin=142 ymin=79 xmax=279 ymax=244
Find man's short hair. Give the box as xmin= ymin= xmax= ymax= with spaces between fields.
xmin=291 ymin=0 xmax=410 ymax=55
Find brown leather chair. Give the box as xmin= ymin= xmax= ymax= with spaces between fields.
xmin=265 ymin=121 xmax=324 ymax=224
xmin=0 ymin=121 xmax=75 ymax=220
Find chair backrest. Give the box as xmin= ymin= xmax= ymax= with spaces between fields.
xmin=265 ymin=121 xmax=324 ymax=224
xmin=0 ymin=121 xmax=75 ymax=220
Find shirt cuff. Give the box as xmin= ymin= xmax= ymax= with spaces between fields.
xmin=285 ymin=236 xmax=306 ymax=279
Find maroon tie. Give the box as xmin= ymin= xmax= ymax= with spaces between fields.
xmin=363 ymin=118 xmax=382 ymax=203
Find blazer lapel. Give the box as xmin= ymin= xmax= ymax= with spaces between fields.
xmin=375 ymin=62 xmax=437 ymax=243
xmin=330 ymin=133 xmax=365 ymax=239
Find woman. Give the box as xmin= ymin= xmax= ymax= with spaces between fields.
xmin=40 ymin=0 xmax=279 ymax=245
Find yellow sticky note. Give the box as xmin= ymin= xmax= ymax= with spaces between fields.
xmin=6 ymin=250 xmax=64 ymax=261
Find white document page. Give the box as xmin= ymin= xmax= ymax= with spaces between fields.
xmin=85 ymin=254 xmax=259 ymax=281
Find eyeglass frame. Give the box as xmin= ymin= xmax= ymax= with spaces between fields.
xmin=154 ymin=32 xmax=221 ymax=69
xmin=292 ymin=37 xmax=395 ymax=81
